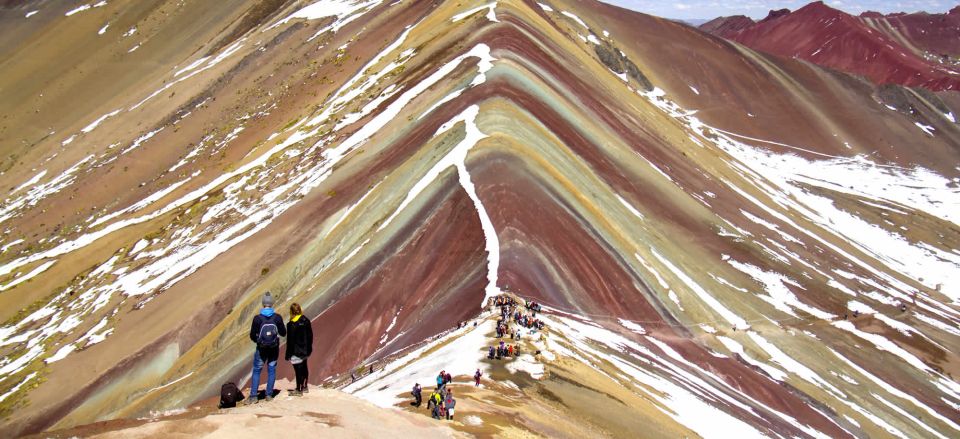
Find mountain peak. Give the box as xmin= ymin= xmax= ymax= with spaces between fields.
xmin=760 ymin=8 xmax=791 ymax=23
xmin=699 ymin=14 xmax=755 ymax=37
xmin=795 ymin=0 xmax=844 ymax=16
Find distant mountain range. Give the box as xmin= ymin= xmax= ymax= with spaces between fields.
xmin=676 ymin=18 xmax=710 ymax=26
xmin=699 ymin=1 xmax=960 ymax=90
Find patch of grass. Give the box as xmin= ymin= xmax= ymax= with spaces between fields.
xmin=282 ymin=117 xmax=300 ymax=130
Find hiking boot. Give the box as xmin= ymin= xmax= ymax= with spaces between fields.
xmin=291 ymin=390 xmax=303 ymax=397
xmin=265 ymin=395 xmax=274 ymax=402
xmin=245 ymin=397 xmax=258 ymax=405
xmin=302 ymin=386 xmax=310 ymax=394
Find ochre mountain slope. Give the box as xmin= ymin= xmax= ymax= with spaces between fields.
xmin=0 ymin=0 xmax=957 ymax=437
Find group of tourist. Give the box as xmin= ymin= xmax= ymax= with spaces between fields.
xmin=488 ymin=341 xmax=519 ymax=359
xmin=411 ymin=368 xmax=467 ymax=420
xmin=489 ymin=294 xmax=547 ymax=361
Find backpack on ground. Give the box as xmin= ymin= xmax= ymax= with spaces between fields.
xmin=257 ymin=319 xmax=280 ymax=348
xmin=218 ymin=382 xmax=244 ymax=408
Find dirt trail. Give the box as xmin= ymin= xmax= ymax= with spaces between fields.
xmin=41 ymin=383 xmax=463 ymax=439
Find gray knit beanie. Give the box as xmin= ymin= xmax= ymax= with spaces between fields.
xmin=262 ymin=292 xmax=274 ymax=307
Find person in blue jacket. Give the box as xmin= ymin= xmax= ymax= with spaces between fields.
xmin=247 ymin=292 xmax=285 ymax=404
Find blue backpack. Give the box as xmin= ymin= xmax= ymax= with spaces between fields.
xmin=257 ymin=319 xmax=280 ymax=348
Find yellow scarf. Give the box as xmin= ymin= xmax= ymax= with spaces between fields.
xmin=291 ymin=314 xmax=301 ymax=322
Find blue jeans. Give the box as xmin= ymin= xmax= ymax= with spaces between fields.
xmin=250 ymin=349 xmax=277 ymax=398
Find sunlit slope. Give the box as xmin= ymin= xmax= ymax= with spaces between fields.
xmin=0 ymin=0 xmax=957 ymax=436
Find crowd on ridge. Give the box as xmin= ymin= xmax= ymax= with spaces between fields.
xmin=409 ymin=293 xmax=547 ymax=422
xmin=490 ymin=294 xmax=545 ymax=360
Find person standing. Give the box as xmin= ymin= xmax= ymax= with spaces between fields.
xmin=285 ymin=303 xmax=313 ymax=396
xmin=428 ymin=388 xmax=442 ymax=418
xmin=444 ymin=390 xmax=457 ymax=421
xmin=247 ymin=292 xmax=286 ymax=404
xmin=474 ymin=369 xmax=482 ymax=386
xmin=412 ymin=383 xmax=422 ymax=407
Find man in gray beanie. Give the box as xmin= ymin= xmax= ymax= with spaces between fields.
xmin=247 ymin=292 xmax=285 ymax=404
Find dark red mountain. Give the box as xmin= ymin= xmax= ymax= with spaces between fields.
xmin=698 ymin=15 xmax=754 ymax=37
xmin=700 ymin=1 xmax=960 ymax=91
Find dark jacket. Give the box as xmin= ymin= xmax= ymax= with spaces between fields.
xmin=250 ymin=309 xmax=286 ymax=362
xmin=285 ymin=315 xmax=314 ymax=361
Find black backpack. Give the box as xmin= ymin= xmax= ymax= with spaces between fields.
xmin=257 ymin=318 xmax=280 ymax=348
xmin=219 ymin=382 xmax=244 ymax=408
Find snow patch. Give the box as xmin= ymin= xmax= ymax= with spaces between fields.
xmin=652 ymin=249 xmax=748 ymax=328
xmin=560 ymin=11 xmax=588 ymax=29
xmin=451 ymin=2 xmax=498 ymax=23
xmin=915 ymin=122 xmax=935 ymax=136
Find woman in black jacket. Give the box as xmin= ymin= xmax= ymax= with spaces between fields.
xmin=285 ymin=303 xmax=314 ymax=395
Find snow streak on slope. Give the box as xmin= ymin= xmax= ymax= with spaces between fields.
xmin=269 ymin=0 xmax=382 ymax=38
xmin=640 ymin=86 xmax=960 ymax=302
xmin=378 ymin=102 xmax=503 ymax=305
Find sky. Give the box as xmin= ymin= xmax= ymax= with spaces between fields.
xmin=605 ymin=0 xmax=957 ymax=19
